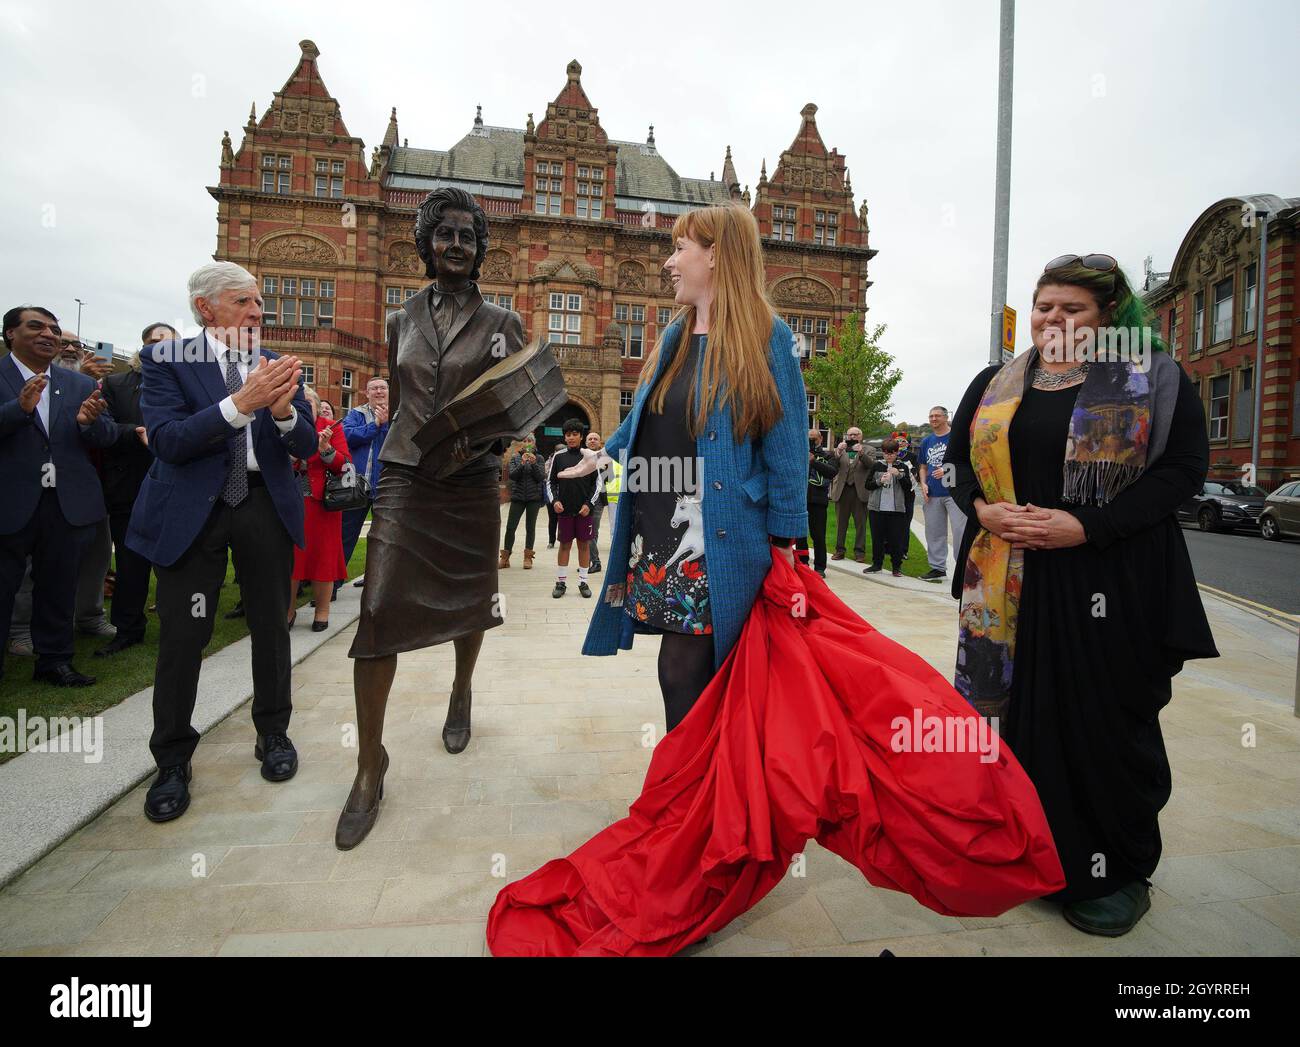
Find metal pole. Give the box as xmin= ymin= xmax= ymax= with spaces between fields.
xmin=1250 ymin=212 xmax=1268 ymax=486
xmin=75 ymin=298 xmax=84 ymax=341
xmin=988 ymin=0 xmax=1015 ymax=365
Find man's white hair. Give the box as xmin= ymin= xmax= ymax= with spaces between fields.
xmin=366 ymin=376 xmax=389 ymax=388
xmin=188 ymin=261 xmax=257 ymax=324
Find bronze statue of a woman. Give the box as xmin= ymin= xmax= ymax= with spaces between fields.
xmin=335 ymin=187 xmax=524 ymax=850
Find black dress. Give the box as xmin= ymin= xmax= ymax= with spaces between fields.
xmin=946 ymin=364 xmax=1219 ymax=903
xmin=624 ymin=334 xmax=713 ymax=637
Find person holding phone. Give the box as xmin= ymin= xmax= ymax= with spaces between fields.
xmin=829 ymin=425 xmax=873 ymax=562
xmin=501 ymin=438 xmax=545 ymax=569
xmin=863 ymin=437 xmax=914 ymax=577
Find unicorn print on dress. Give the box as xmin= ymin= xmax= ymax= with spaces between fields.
xmin=664 ymin=494 xmax=705 ymax=574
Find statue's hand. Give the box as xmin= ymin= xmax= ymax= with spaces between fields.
xmin=557 ymin=447 xmax=612 ymax=479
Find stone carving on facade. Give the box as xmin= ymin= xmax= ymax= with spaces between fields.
xmin=772 ymin=276 xmax=834 ymax=305
xmin=387 ymin=241 xmax=421 ymax=275
xmin=259 ymin=233 xmax=338 ymax=265
xmin=310 ymin=113 xmax=328 ymax=133
xmin=659 ymin=272 xmax=674 ymax=294
xmin=483 ymin=249 xmax=513 ymax=282
xmin=252 ymin=204 xmax=296 ymax=221
xmin=617 ymin=260 xmax=647 ymax=291
xmin=281 ymin=111 xmax=300 ymax=131
xmin=1195 ymin=215 xmax=1247 ymax=275
xmin=533 ymin=256 xmax=599 ymax=284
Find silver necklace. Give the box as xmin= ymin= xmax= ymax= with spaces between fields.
xmin=1032 ymin=362 xmax=1089 ymax=389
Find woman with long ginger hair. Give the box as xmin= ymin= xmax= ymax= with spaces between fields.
xmin=585 ymin=202 xmax=807 ymax=728
xmin=485 ymin=204 xmax=1067 ymax=956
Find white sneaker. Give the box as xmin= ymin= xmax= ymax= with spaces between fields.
xmin=8 ymin=636 xmax=34 ymax=657
xmin=78 ymin=619 xmax=117 ymax=639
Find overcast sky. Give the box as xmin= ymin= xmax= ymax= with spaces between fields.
xmin=1 ymin=0 xmax=1296 ymax=422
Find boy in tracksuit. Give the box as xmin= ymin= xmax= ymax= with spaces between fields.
xmin=545 ymin=419 xmax=600 ymax=598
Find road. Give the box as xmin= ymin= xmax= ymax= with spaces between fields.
xmin=1181 ymin=524 xmax=1300 ymax=615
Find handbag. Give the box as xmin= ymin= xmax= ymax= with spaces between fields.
xmin=323 ymin=461 xmax=370 ymax=512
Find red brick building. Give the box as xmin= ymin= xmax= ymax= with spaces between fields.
xmin=1145 ymin=194 xmax=1299 ymax=489
xmin=209 ymin=40 xmax=875 ymax=442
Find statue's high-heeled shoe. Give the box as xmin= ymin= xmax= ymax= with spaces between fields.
xmin=334 ymin=746 xmax=388 ymax=850
xmin=442 ymin=688 xmax=473 ymax=755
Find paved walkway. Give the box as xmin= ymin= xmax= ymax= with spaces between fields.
xmin=1 ymin=512 xmax=1297 ymax=956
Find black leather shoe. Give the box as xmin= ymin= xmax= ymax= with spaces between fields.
xmin=144 ymin=763 xmax=192 ymax=823
xmin=94 ymin=635 xmax=142 ymax=658
xmin=223 ymin=601 xmax=245 ymax=620
xmin=1063 ymin=881 xmax=1152 ymax=937
xmin=589 ymin=559 xmax=602 ymax=574
xmin=254 ymin=733 xmax=298 ymax=782
xmin=311 ymin=620 xmax=329 ymax=632
xmin=352 ymin=578 xmax=365 ymax=587
xmin=34 ymin=663 xmax=96 ymax=687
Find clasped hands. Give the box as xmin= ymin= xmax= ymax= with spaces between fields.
xmin=229 ymin=354 xmax=302 ymax=420
xmin=975 ymin=498 xmax=1087 ymax=550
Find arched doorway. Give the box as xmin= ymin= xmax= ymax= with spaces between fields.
xmin=533 ymin=401 xmax=592 ymax=457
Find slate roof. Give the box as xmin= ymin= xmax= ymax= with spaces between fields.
xmin=388 ymin=128 xmax=729 ymax=206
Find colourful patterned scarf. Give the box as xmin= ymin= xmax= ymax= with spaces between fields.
xmin=955 ymin=351 xmax=1151 ymax=722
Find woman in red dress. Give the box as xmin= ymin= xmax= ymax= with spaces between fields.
xmin=291 ymin=386 xmax=351 ymax=632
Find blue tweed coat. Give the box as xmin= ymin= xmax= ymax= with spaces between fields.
xmin=581 ymin=317 xmax=809 ymax=671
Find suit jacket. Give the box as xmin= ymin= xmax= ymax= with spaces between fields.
xmin=829 ymin=447 xmax=875 ymax=502
xmin=381 ymin=282 xmax=526 ymax=469
xmin=0 ymin=353 xmax=116 ymax=534
xmin=125 ymin=333 xmax=316 ymax=567
xmin=583 ymin=317 xmax=809 ymax=672
xmin=100 ymin=367 xmax=154 ymax=513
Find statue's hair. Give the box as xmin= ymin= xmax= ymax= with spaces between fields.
xmin=414 ymin=187 xmax=489 ymax=281
xmin=1034 ymin=260 xmax=1167 ymax=353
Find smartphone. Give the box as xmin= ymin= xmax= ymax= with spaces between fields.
xmin=93 ymin=341 xmax=113 ymax=361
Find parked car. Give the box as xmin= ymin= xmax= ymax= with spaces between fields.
xmin=1259 ymin=480 xmax=1300 ymax=540
xmin=1177 ymin=480 xmax=1269 ymax=533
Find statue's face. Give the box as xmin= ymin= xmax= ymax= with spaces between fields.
xmin=430 ymin=208 xmax=477 ymax=286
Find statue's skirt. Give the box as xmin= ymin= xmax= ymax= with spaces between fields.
xmin=348 ymin=459 xmax=503 ymax=659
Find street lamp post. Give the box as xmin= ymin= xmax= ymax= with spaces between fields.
xmin=988 ymin=0 xmax=1015 ymax=365
xmin=74 ymin=298 xmax=85 ymax=341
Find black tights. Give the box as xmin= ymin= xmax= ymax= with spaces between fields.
xmin=657 ymin=630 xmax=716 ymax=734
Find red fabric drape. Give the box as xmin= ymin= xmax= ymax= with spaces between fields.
xmin=487 ymin=550 xmax=1065 ymax=956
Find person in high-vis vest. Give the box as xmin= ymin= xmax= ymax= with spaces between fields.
xmin=604 ymin=454 xmax=623 ymax=541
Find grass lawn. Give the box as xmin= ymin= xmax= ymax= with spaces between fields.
xmin=820 ymin=501 xmax=933 ymax=579
xmin=0 ymin=536 xmax=368 ymax=756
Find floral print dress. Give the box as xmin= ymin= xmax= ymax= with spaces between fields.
xmin=624 ymin=334 xmax=712 ymax=637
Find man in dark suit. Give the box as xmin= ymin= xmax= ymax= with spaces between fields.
xmin=0 ymin=305 xmax=117 ymax=686
xmin=128 ymin=263 xmax=315 ymax=823
xmin=95 ymin=323 xmax=177 ymax=657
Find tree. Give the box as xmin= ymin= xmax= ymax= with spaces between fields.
xmin=803 ymin=313 xmax=901 ymax=439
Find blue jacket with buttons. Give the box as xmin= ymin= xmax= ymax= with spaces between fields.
xmin=581 ymin=316 xmax=809 ymax=672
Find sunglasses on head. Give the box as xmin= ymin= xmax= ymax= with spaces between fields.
xmin=1044 ymin=253 xmax=1118 ymax=274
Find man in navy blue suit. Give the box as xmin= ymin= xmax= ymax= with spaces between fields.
xmin=1 ymin=306 xmax=117 ymax=687
xmin=128 ymin=261 xmax=316 ymax=823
